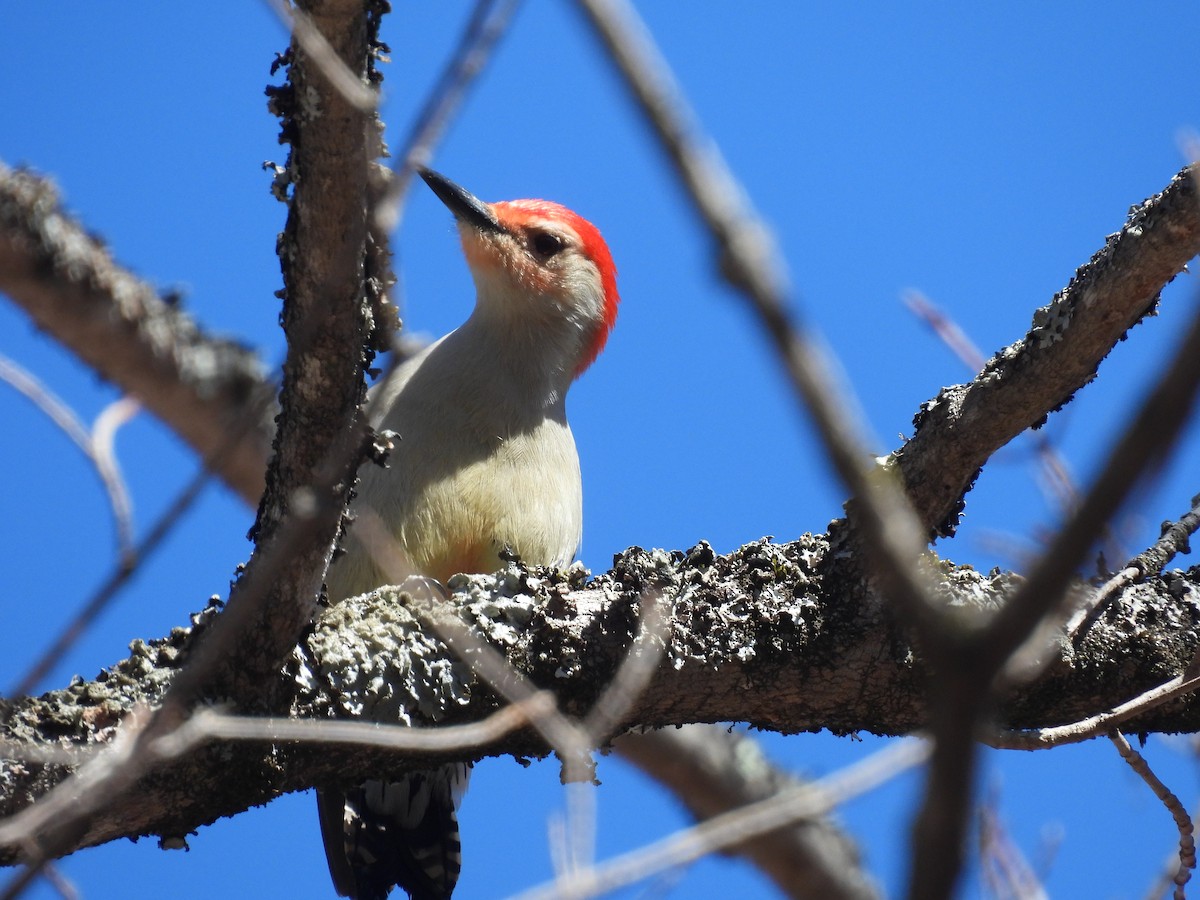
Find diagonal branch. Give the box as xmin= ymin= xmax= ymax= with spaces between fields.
xmin=982 ymin=297 xmax=1200 ymax=679
xmin=896 ymin=165 xmax=1200 ymax=538
xmin=0 ymin=163 xmax=275 ymax=506
xmin=374 ymin=0 xmax=521 ymax=233
xmin=614 ymin=725 xmax=880 ymax=900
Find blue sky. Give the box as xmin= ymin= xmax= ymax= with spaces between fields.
xmin=2 ymin=3 xmax=1200 ymax=898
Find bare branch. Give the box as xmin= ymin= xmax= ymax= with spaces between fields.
xmin=905 ymin=289 xmax=1079 ymax=516
xmin=88 ymin=399 xmax=139 ymax=563
xmin=263 ymin=0 xmax=378 ymax=112
xmin=173 ymin=0 xmax=389 ymax=707
xmin=904 ymin=290 xmax=988 ymax=373
xmin=896 ymin=166 xmax=1200 ymax=538
xmin=907 ymin=289 xmax=1200 ymax=898
xmin=978 ymin=793 xmax=1049 ymax=900
xmin=615 ymin=726 xmax=879 ymax=900
xmin=0 ymin=1 xmax=390 ymax=879
xmin=0 ymin=354 xmax=135 ymax=563
xmin=510 ymin=738 xmax=928 ymax=900
xmin=168 ymin=698 xmax=556 ymax=758
xmin=0 ymin=163 xmax=275 ymax=505
xmin=987 ymin=299 xmax=1200 ymax=680
xmin=374 ymin=0 xmax=521 ymax=233
xmin=573 ymin=0 xmax=941 ymax=666
xmin=991 ymin=665 xmax=1200 ymax=751
xmin=1126 ymin=493 xmax=1200 ymax=582
xmin=36 ymin=865 xmax=76 ymax=900
xmin=0 ymin=698 xmax=556 ymax=772
xmin=1063 ymin=492 xmax=1200 ymax=644
xmin=1110 ymin=730 xmax=1196 ymax=899
xmin=5 ymin=542 xmax=1200 ymax=861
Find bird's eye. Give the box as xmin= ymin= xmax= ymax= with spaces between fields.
xmin=530 ymin=231 xmax=564 ymax=258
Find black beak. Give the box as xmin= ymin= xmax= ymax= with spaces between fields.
xmin=419 ymin=168 xmax=504 ymax=234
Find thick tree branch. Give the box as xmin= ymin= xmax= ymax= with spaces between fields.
xmin=2 ymin=540 xmax=1199 ymax=862
xmin=0 ymin=8 xmax=392 ymax=878
xmin=163 ymin=0 xmax=390 ymax=717
xmin=0 ymin=162 xmax=275 ymax=506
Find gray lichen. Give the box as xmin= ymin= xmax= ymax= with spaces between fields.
xmin=295 ymin=588 xmax=474 ymax=725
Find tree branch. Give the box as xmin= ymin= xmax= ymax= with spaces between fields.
xmin=3 ymin=540 xmax=1199 ymax=862
xmin=895 ymin=164 xmax=1200 ymax=538
xmin=0 ymin=163 xmax=274 ymax=506
xmin=0 ymin=5 xmax=392 ymax=883
xmin=614 ymin=725 xmax=880 ymax=900
xmin=163 ymin=0 xmax=390 ymax=715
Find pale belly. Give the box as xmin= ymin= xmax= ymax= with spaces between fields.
xmin=328 ymin=416 xmax=583 ymax=599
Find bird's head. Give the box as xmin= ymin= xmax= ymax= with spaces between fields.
xmin=419 ymin=168 xmax=619 ymax=377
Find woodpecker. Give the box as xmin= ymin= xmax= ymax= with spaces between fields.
xmin=316 ymin=169 xmax=619 ymax=900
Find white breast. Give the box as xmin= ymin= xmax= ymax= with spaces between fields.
xmin=327 ymin=328 xmax=584 ymax=600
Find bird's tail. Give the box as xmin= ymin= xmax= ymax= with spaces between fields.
xmin=317 ymin=763 xmax=471 ymax=900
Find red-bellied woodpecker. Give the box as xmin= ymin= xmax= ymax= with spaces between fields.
xmin=316 ymin=169 xmax=619 ymax=900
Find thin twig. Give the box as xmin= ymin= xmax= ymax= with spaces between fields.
xmin=568 ymin=588 xmax=668 ymax=888
xmin=978 ymin=792 xmax=1049 ymax=900
xmin=1126 ymin=493 xmax=1200 ymax=578
xmin=9 ymin=376 xmax=278 ymax=698
xmin=155 ymin=696 xmax=555 ymax=758
xmin=1147 ymin=798 xmax=1200 ymax=900
xmin=904 ymin=290 xmax=988 ymax=373
xmin=374 ymin=0 xmax=520 ymax=233
xmin=1110 ymin=730 xmax=1196 ymax=899
xmin=581 ymin=590 xmax=669 ymax=745
xmin=0 ymin=698 xmax=556 ymax=770
xmin=571 ymin=7 xmax=976 ymax=897
xmin=1065 ymin=493 xmax=1200 ymax=641
xmin=89 ymin=397 xmax=140 ymax=565
xmin=37 ymin=864 xmax=77 ymax=900
xmin=509 ymin=738 xmax=929 ymax=900
xmin=0 ymin=742 xmax=90 ymax=768
xmin=990 ymin=662 xmax=1200 ymax=751
xmin=0 ymin=353 xmax=136 ymax=564
xmin=614 ymin=725 xmax=880 ymax=900
xmin=573 ymin=0 xmax=940 ymax=652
